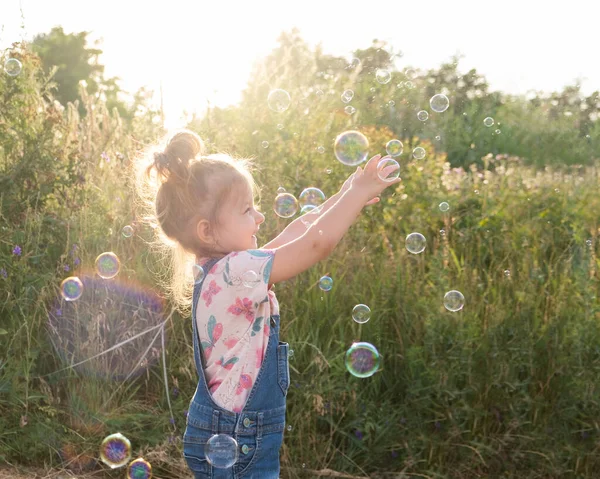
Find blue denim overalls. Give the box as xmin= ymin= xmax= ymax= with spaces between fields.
xmin=183 ymin=256 xmax=289 ymax=479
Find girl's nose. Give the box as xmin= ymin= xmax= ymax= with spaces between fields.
xmin=256 ymin=211 xmax=265 ymax=224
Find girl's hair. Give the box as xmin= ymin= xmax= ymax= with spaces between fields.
xmin=132 ymin=129 xmax=259 ymax=315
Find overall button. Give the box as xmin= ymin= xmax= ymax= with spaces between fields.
xmin=243 ymin=417 xmax=251 ymax=427
xmin=241 ymin=444 xmax=249 ymax=454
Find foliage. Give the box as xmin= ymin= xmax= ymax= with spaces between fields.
xmin=1 ymin=32 xmax=600 ymax=479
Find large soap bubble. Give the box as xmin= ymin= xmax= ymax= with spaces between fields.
xmin=334 ymin=130 xmax=369 ymax=166
xmin=100 ymin=433 xmax=132 ymax=469
xmin=345 ymin=342 xmax=381 ymax=378
xmin=205 ymin=434 xmax=239 ymax=468
xmin=267 ymin=89 xmax=291 ymax=113
xmin=273 ymin=193 xmax=299 ymax=218
xmin=430 ymin=94 xmax=450 ymax=113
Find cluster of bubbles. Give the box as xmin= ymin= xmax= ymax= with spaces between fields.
xmin=99 ymin=433 xmax=152 ymax=477
xmin=60 ymin=251 xmax=124 ymax=301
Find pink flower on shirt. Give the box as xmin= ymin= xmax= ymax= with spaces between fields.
xmin=224 ymin=336 xmax=239 ymax=349
xmin=227 ymin=297 xmax=254 ymax=322
xmin=202 ymin=280 xmax=222 ymax=307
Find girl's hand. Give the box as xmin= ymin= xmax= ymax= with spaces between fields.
xmin=350 ymin=154 xmax=402 ymax=201
xmin=341 ymin=168 xmax=382 ymax=206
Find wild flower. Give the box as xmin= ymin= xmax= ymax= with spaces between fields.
xmin=13 ymin=245 xmax=21 ymax=256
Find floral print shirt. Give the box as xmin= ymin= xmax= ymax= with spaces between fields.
xmin=195 ymin=249 xmax=279 ymax=413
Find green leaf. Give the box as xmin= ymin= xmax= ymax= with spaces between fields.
xmin=0 ymin=329 xmax=7 ymax=335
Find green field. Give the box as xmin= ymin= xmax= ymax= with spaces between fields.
xmin=1 ymin=33 xmax=599 ymax=478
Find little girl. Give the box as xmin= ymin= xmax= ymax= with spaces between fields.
xmin=145 ymin=129 xmax=400 ymax=478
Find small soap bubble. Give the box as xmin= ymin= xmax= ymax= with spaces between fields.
xmin=273 ymin=193 xmax=299 ymax=218
xmin=277 ymin=123 xmax=284 ymax=130
xmin=267 ymin=89 xmax=291 ymax=112
xmin=370 ymin=87 xmax=376 ymax=93
xmin=341 ymin=89 xmax=354 ymax=103
xmin=474 ymin=189 xmax=479 ymax=195
xmin=406 ymin=232 xmax=426 ymax=254
xmin=100 ymin=433 xmax=132 ymax=469
xmin=412 ymin=147 xmax=426 ymax=160
xmin=483 ymin=117 xmax=494 ymax=127
xmin=261 ymin=141 xmax=269 ymax=149
xmin=286 ymin=424 xmax=293 ymax=431
xmin=504 ymin=269 xmax=511 ymax=278
xmin=404 ymin=68 xmax=417 ymax=79
xmin=495 ymin=129 xmax=501 ymax=135
xmin=193 ymin=264 xmax=205 ymax=284
xmin=127 ymin=457 xmax=152 ymax=479
xmin=405 ymin=81 xmax=414 ymax=89
xmin=377 ymin=158 xmax=400 ymax=181
xmin=440 ymin=229 xmax=446 ymax=236
xmin=376 ymin=69 xmax=391 ymax=84
xmin=345 ymin=342 xmax=381 ymax=378
xmin=435 ymin=135 xmax=441 ymax=141
xmin=344 ymin=105 xmax=356 ymax=115
xmin=4 ymin=58 xmax=22 ymax=76
xmin=334 ymin=130 xmax=369 ymax=166
xmin=205 ymin=434 xmax=239 ymax=469
xmin=288 ymin=349 xmax=294 ymax=359
xmin=388 ymin=100 xmax=395 ymax=107
xmin=95 ymin=252 xmax=121 ymax=279
xmin=417 ymin=110 xmax=429 ymax=121
xmin=317 ymin=146 xmax=325 ymax=154
xmin=122 ymin=225 xmax=134 ymax=238
xmin=319 ymin=275 xmax=333 ymax=291
xmin=430 ymin=94 xmax=450 ymax=113
xmin=242 ymin=270 xmax=259 ymax=288
xmin=300 ymin=204 xmax=318 ymax=216
xmin=299 ymin=187 xmax=326 ymax=208
xmin=277 ymin=186 xmax=286 ymax=194
xmin=352 ymin=304 xmax=371 ymax=324
xmin=439 ymin=202 xmax=450 ymax=212
xmin=386 ymin=139 xmax=403 ymax=157
xmin=326 ymin=168 xmax=332 ymax=174
xmin=443 ymin=290 xmax=465 ymax=312
xmin=586 ymin=239 xmax=593 ymax=247
xmin=61 ymin=276 xmax=83 ymax=301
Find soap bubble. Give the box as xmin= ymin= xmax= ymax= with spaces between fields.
xmin=4 ymin=58 xmax=22 ymax=76
xmin=341 ymin=89 xmax=354 ymax=103
xmin=406 ymin=233 xmax=426 ymax=254
xmin=100 ymin=433 xmax=132 ymax=469
xmin=439 ymin=202 xmax=450 ymax=212
xmin=334 ymin=130 xmax=369 ymax=166
xmin=287 ymin=424 xmax=293 ymax=431
xmin=273 ymin=193 xmax=299 ymax=218
xmin=443 ymin=290 xmax=465 ymax=312
xmin=495 ymin=129 xmax=501 ymax=135
xmin=205 ymin=434 xmax=239 ymax=469
xmin=352 ymin=304 xmax=371 ymax=324
xmin=127 ymin=457 xmax=152 ymax=479
xmin=344 ymin=105 xmax=356 ymax=115
xmin=417 ymin=110 xmax=429 ymax=121
xmin=386 ymin=140 xmax=403 ymax=157
xmin=377 ymin=158 xmax=400 ymax=181
xmin=277 ymin=123 xmax=284 ymax=130
xmin=430 ymin=94 xmax=450 ymax=113
xmin=483 ymin=117 xmax=494 ymax=127
xmin=261 ymin=141 xmax=269 ymax=149
xmin=122 ymin=225 xmax=134 ymax=238
xmin=242 ymin=270 xmax=259 ymax=288
xmin=61 ymin=276 xmax=83 ymax=301
xmin=319 ymin=276 xmax=333 ymax=292
xmin=345 ymin=342 xmax=380 ymax=378
xmin=375 ymin=69 xmax=391 ymax=84
xmin=193 ymin=264 xmax=205 ymax=284
xmin=317 ymin=146 xmax=325 ymax=154
xmin=277 ymin=186 xmax=286 ymax=194
xmin=267 ymin=89 xmax=291 ymax=112
xmin=95 ymin=252 xmax=121 ymax=279
xmin=412 ymin=147 xmax=426 ymax=160
xmin=299 ymin=187 xmax=326 ymax=208
xmin=404 ymin=68 xmax=417 ymax=79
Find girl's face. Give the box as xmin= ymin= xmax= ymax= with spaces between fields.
xmin=213 ymin=182 xmax=265 ymax=254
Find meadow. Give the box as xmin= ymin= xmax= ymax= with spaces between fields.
xmin=1 ymin=34 xmax=599 ymax=478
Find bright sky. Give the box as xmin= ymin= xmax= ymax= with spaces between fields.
xmin=1 ymin=0 xmax=597 ymax=129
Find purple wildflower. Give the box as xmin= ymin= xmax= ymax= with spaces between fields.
xmin=55 ymin=308 xmax=62 ymax=317
xmin=64 ymin=265 xmax=70 ymax=272
xmin=13 ymin=245 xmax=21 ymax=256
xmin=0 ymin=268 xmax=7 ymax=278
xmin=354 ymin=429 xmax=363 ymax=440
xmin=169 ymin=418 xmax=175 ymax=425
xmin=172 ymin=387 xmax=179 ymax=399
xmin=74 ymin=257 xmax=80 ymax=266
xmin=101 ymin=152 xmax=110 ymax=163
xmin=184 ymin=410 xmax=188 ymax=418
xmin=391 ymin=451 xmax=398 ymax=458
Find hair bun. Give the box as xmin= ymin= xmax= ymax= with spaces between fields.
xmin=154 ymin=152 xmax=169 ymax=169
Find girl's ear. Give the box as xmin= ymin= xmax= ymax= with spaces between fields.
xmin=196 ymin=219 xmax=213 ymax=244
